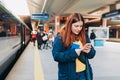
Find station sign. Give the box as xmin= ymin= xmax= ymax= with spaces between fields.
xmin=110 ymin=16 xmax=120 ymax=22
xmin=102 ymin=9 xmax=120 ymax=18
xmin=31 ymin=13 xmax=49 ymax=21
xmin=1 ymin=13 xmax=14 ymax=19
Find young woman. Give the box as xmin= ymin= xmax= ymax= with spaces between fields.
xmin=52 ymin=13 xmax=96 ymax=80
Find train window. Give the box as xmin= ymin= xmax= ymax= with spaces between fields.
xmin=0 ymin=22 xmax=22 ymax=61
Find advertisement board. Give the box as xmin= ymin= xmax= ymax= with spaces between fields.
xmin=88 ymin=27 xmax=109 ymax=40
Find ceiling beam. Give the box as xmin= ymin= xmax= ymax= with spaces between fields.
xmin=41 ymin=0 xmax=48 ymax=13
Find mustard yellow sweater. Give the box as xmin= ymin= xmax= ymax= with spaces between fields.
xmin=76 ymin=41 xmax=86 ymax=72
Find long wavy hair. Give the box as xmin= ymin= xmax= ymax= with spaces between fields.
xmin=60 ymin=13 xmax=86 ymax=47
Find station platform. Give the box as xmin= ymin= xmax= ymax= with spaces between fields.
xmin=5 ymin=42 xmax=34 ymax=80
xmin=5 ymin=41 xmax=120 ymax=80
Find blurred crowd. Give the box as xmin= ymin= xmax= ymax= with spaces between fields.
xmin=31 ymin=28 xmax=54 ymax=50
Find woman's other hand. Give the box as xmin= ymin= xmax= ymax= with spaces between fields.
xmin=81 ymin=43 xmax=91 ymax=53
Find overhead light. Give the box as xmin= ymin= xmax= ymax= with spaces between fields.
xmin=107 ymin=25 xmax=111 ymax=27
xmin=116 ymin=24 xmax=120 ymax=26
xmin=90 ymin=11 xmax=102 ymax=16
xmin=85 ymin=18 xmax=101 ymax=23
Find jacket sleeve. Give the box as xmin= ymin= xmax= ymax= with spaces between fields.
xmin=85 ymin=34 xmax=96 ymax=59
xmin=52 ymin=35 xmax=78 ymax=63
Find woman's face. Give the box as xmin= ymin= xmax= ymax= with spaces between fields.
xmin=71 ymin=21 xmax=83 ymax=35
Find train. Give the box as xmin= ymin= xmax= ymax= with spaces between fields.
xmin=0 ymin=2 xmax=31 ymax=79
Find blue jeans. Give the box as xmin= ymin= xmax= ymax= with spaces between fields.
xmin=76 ymin=71 xmax=86 ymax=80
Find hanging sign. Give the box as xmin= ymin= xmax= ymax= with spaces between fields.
xmin=31 ymin=13 xmax=49 ymax=20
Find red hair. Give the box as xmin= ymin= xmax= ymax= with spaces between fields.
xmin=60 ymin=13 xmax=86 ymax=47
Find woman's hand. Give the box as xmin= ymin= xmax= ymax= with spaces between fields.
xmin=81 ymin=43 xmax=91 ymax=53
xmin=75 ymin=43 xmax=91 ymax=55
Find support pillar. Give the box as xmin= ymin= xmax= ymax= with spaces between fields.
xmin=55 ymin=16 xmax=60 ymax=35
xmin=44 ymin=24 xmax=49 ymax=32
xmin=102 ymin=18 xmax=107 ymax=27
xmin=116 ymin=29 xmax=119 ymax=38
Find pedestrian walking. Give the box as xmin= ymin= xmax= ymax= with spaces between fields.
xmin=31 ymin=30 xmax=37 ymax=46
xmin=90 ymin=30 xmax=96 ymax=46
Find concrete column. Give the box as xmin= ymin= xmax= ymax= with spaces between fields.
xmin=116 ymin=29 xmax=119 ymax=38
xmin=110 ymin=4 xmax=116 ymax=12
xmin=55 ymin=16 xmax=60 ymax=35
xmin=44 ymin=24 xmax=49 ymax=32
xmin=110 ymin=4 xmax=117 ymax=39
xmin=31 ymin=21 xmax=38 ymax=30
xmin=102 ymin=18 xmax=107 ymax=27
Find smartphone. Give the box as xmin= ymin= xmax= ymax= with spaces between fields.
xmin=86 ymin=43 xmax=91 ymax=46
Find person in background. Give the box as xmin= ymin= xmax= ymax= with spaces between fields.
xmin=52 ymin=13 xmax=96 ymax=80
xmin=37 ymin=28 xmax=45 ymax=49
xmin=90 ymin=30 xmax=96 ymax=46
xmin=46 ymin=32 xmax=54 ymax=49
xmin=31 ymin=30 xmax=37 ymax=46
xmin=42 ymin=31 xmax=48 ymax=49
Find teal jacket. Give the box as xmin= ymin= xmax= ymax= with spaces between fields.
xmin=52 ymin=34 xmax=96 ymax=80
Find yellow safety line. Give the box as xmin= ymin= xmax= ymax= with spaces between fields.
xmin=34 ymin=40 xmax=44 ymax=80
